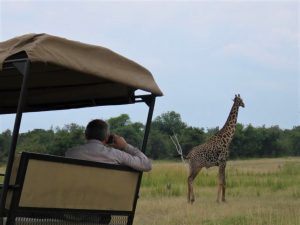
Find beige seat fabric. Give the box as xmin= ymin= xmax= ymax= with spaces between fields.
xmin=19 ymin=159 xmax=139 ymax=211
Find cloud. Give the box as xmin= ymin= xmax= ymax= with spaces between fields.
xmin=221 ymin=41 xmax=297 ymax=70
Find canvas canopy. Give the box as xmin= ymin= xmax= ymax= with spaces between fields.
xmin=0 ymin=33 xmax=163 ymax=114
xmin=0 ymin=34 xmax=160 ymax=225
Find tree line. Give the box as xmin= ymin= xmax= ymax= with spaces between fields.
xmin=0 ymin=111 xmax=299 ymax=162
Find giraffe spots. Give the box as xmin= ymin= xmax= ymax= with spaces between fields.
xmin=187 ymin=95 xmax=244 ymax=203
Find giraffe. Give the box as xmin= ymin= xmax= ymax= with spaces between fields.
xmin=187 ymin=94 xmax=245 ymax=204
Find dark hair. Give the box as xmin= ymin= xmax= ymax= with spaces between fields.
xmin=85 ymin=119 xmax=109 ymax=141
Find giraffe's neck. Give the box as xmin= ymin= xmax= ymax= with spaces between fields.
xmin=218 ymin=101 xmax=240 ymax=143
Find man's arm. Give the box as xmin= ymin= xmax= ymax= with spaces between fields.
xmin=110 ymin=135 xmax=152 ymax=172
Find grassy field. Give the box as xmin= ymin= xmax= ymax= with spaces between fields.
xmin=134 ymin=157 xmax=300 ymax=225
xmin=1 ymin=157 xmax=299 ymax=225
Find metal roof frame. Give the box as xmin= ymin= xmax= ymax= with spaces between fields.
xmin=0 ymin=57 xmax=157 ymax=225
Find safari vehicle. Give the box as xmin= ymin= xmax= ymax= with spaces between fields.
xmin=0 ymin=33 xmax=163 ymax=225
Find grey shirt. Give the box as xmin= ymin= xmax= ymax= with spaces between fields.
xmin=65 ymin=139 xmax=152 ymax=172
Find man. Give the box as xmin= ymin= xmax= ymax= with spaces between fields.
xmin=65 ymin=119 xmax=152 ymax=172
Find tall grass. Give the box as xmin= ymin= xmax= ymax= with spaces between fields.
xmin=1 ymin=158 xmax=299 ymax=224
xmin=135 ymin=157 xmax=300 ymax=225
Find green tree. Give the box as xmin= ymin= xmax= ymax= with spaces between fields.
xmin=108 ymin=114 xmax=144 ymax=148
xmin=16 ymin=129 xmax=55 ymax=154
xmin=260 ymin=126 xmax=282 ymax=157
xmin=206 ymin=127 xmax=220 ymax=138
xmin=153 ymin=111 xmax=187 ymax=135
xmin=0 ymin=129 xmax=12 ymax=162
xmin=230 ymin=123 xmax=245 ymax=158
xmin=177 ymin=127 xmax=206 ymax=156
xmin=107 ymin=114 xmax=131 ymax=131
xmin=1 ymin=111 xmax=298 ymax=161
xmin=148 ymin=129 xmax=172 ymax=159
xmin=290 ymin=126 xmax=300 ymax=155
xmin=50 ymin=124 xmax=85 ymax=156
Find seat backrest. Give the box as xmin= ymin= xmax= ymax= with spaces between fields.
xmin=5 ymin=152 xmax=141 ymax=224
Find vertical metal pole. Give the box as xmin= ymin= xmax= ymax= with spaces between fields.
xmin=129 ymin=96 xmax=156 ymax=225
xmin=141 ymin=96 xmax=156 ymax=153
xmin=0 ymin=60 xmax=30 ymax=216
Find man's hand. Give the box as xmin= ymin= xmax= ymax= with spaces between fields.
xmin=111 ymin=134 xmax=127 ymax=150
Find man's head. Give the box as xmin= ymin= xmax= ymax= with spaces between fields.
xmin=85 ymin=119 xmax=109 ymax=141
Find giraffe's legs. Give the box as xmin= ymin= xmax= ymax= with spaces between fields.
xmin=217 ymin=163 xmax=226 ymax=203
xmin=187 ymin=166 xmax=202 ymax=204
xmin=222 ymin=182 xmax=226 ymax=202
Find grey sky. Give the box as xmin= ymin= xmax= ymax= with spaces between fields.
xmin=0 ymin=0 xmax=299 ymax=132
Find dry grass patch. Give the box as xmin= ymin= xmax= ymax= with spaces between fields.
xmin=134 ymin=157 xmax=300 ymax=225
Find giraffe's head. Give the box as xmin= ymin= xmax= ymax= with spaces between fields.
xmin=234 ymin=94 xmax=245 ymax=108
